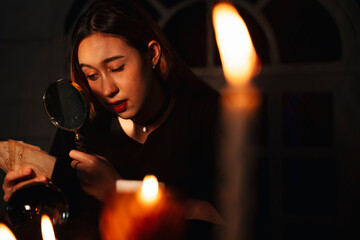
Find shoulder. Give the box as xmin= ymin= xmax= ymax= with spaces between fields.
xmin=184 ymin=77 xmax=220 ymax=120
xmin=171 ymin=77 xmax=221 ymax=141
xmin=179 ymin=76 xmax=220 ymax=112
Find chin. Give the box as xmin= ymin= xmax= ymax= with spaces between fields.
xmin=116 ymin=110 xmax=135 ymax=120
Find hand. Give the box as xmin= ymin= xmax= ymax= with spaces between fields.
xmin=185 ymin=198 xmax=225 ymax=225
xmin=69 ymin=150 xmax=121 ymax=202
xmin=2 ymin=168 xmax=49 ymax=202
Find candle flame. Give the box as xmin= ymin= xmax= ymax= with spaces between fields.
xmin=139 ymin=175 xmax=159 ymax=204
xmin=213 ymin=2 xmax=260 ymax=86
xmin=41 ymin=215 xmax=56 ymax=240
xmin=0 ymin=224 xmax=16 ymax=240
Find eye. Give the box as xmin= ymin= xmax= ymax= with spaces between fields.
xmin=110 ymin=64 xmax=125 ymax=72
xmin=86 ymin=73 xmax=100 ymax=81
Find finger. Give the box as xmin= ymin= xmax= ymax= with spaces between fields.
xmin=69 ymin=149 xmax=90 ymax=160
xmin=3 ymin=168 xmax=34 ymax=187
xmin=9 ymin=176 xmax=47 ymax=197
xmin=3 ymin=189 xmax=12 ymax=202
xmin=3 ymin=184 xmax=15 ymax=202
xmin=13 ymin=175 xmax=48 ymax=192
xmin=71 ymin=160 xmax=88 ymax=180
xmin=70 ymin=149 xmax=110 ymax=163
xmin=3 ymin=175 xmax=48 ymax=202
xmin=71 ymin=160 xmax=82 ymax=171
xmin=94 ymin=154 xmax=109 ymax=162
xmin=69 ymin=150 xmax=96 ymax=164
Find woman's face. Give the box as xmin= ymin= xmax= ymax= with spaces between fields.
xmin=77 ymin=33 xmax=157 ymax=119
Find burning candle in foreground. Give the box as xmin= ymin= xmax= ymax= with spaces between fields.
xmin=213 ymin=2 xmax=261 ymax=240
xmin=0 ymin=223 xmax=17 ymax=240
xmin=100 ymin=175 xmax=185 ymax=240
xmin=138 ymin=175 xmax=160 ymax=203
xmin=41 ymin=215 xmax=56 ymax=240
xmin=213 ymin=2 xmax=260 ymax=87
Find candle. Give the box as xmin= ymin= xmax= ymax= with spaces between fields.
xmin=41 ymin=215 xmax=56 ymax=240
xmin=0 ymin=223 xmax=17 ymax=240
xmin=100 ymin=175 xmax=185 ymax=240
xmin=137 ymin=175 xmax=160 ymax=203
xmin=213 ymin=2 xmax=261 ymax=240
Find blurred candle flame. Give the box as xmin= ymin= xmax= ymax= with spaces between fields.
xmin=213 ymin=2 xmax=260 ymax=87
xmin=41 ymin=215 xmax=56 ymax=240
xmin=0 ymin=223 xmax=16 ymax=240
xmin=138 ymin=175 xmax=159 ymax=204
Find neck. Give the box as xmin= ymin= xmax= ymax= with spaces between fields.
xmin=118 ymin=93 xmax=176 ymax=143
xmin=132 ymin=89 xmax=171 ymax=127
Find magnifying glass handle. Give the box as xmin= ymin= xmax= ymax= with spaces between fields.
xmin=74 ymin=131 xmax=86 ymax=152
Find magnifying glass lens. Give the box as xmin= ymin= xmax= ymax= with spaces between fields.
xmin=43 ymin=79 xmax=87 ymax=131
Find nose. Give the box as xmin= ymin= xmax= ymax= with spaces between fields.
xmin=102 ymin=74 xmax=119 ymax=98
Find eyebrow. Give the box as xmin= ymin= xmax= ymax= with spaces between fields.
xmin=103 ymin=55 xmax=124 ymax=64
xmin=79 ymin=55 xmax=124 ymax=68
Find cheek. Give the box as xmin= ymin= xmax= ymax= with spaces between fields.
xmin=88 ymin=82 xmax=105 ymax=101
xmin=127 ymin=76 xmax=148 ymax=100
xmin=88 ymin=81 xmax=99 ymax=94
xmin=120 ymin=71 xmax=144 ymax=94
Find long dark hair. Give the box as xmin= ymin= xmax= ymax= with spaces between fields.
xmin=70 ymin=0 xmax=196 ymax=118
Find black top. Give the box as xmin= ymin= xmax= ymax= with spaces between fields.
xmin=50 ymin=79 xmax=221 ymax=239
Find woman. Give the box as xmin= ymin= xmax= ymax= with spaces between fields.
xmin=3 ymin=0 xmax=222 ymax=239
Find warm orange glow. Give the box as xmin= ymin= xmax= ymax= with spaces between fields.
xmin=100 ymin=176 xmax=186 ymax=240
xmin=0 ymin=224 xmax=16 ymax=240
xmin=213 ymin=2 xmax=260 ymax=86
xmin=41 ymin=215 xmax=56 ymax=240
xmin=138 ymin=175 xmax=159 ymax=204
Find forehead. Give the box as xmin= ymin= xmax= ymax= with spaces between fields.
xmin=78 ymin=33 xmax=139 ymax=63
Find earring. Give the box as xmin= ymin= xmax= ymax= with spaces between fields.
xmin=152 ymin=65 xmax=156 ymax=69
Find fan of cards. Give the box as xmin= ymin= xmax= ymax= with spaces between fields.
xmin=0 ymin=140 xmax=56 ymax=179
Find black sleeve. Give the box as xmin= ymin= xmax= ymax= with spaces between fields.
xmin=49 ymin=129 xmax=81 ymax=214
xmin=49 ymin=129 xmax=101 ymax=217
xmin=49 ymin=129 xmax=102 ymax=240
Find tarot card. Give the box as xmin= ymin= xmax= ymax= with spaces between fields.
xmin=13 ymin=140 xmax=41 ymax=171
xmin=18 ymin=147 xmax=56 ymax=178
xmin=0 ymin=141 xmax=11 ymax=172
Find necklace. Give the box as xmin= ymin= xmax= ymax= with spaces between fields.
xmin=132 ymin=91 xmax=171 ymax=133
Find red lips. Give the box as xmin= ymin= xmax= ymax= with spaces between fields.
xmin=109 ymin=100 xmax=127 ymax=113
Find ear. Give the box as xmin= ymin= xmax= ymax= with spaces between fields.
xmin=147 ymin=40 xmax=161 ymax=66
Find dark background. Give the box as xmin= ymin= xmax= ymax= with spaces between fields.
xmin=1 ymin=0 xmax=360 ymax=239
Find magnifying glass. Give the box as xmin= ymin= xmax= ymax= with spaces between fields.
xmin=43 ymin=79 xmax=88 ymax=151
